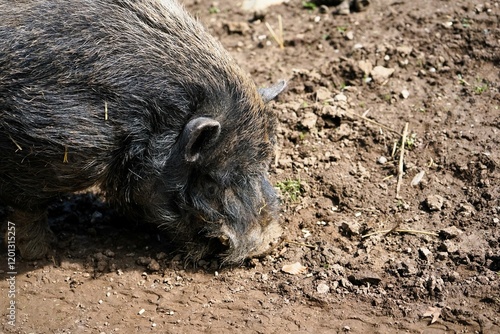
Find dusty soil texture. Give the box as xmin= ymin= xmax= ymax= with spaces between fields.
xmin=1 ymin=0 xmax=499 ymax=333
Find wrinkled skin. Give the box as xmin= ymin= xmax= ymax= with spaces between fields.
xmin=0 ymin=0 xmax=285 ymax=264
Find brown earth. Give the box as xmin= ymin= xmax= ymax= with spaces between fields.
xmin=1 ymin=0 xmax=499 ymax=333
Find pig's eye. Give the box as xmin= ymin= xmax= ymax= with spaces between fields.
xmin=205 ymin=184 xmax=218 ymax=197
xmin=200 ymin=176 xmax=219 ymax=198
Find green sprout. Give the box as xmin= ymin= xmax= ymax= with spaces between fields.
xmin=208 ymin=5 xmax=220 ymax=14
xmin=302 ymin=1 xmax=317 ymax=10
xmin=276 ymin=179 xmax=303 ymax=202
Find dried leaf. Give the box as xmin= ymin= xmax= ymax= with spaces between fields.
xmin=282 ymin=262 xmax=307 ymax=275
xmin=422 ymin=306 xmax=442 ymax=324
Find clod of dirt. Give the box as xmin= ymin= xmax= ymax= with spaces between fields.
xmin=439 ymin=226 xmax=463 ymax=239
xmin=422 ymin=306 xmax=442 ymax=324
xmin=315 ymin=86 xmax=332 ymax=101
xmin=418 ymin=247 xmax=432 ymax=261
xmin=425 ymin=195 xmax=444 ymax=211
xmin=371 ymin=66 xmax=395 ymax=83
xmin=282 ymin=262 xmax=307 ymax=275
xmin=223 ymin=21 xmax=251 ymax=35
xmin=400 ymin=89 xmax=410 ymax=99
xmin=300 ymin=112 xmax=318 ymax=130
xmin=316 ymin=282 xmax=330 ymax=294
xmin=348 ymin=271 xmax=382 ymax=286
xmin=341 ymin=220 xmax=362 ymax=237
xmin=358 ymin=60 xmax=373 ymax=76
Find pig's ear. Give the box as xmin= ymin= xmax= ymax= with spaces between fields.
xmin=258 ymin=80 xmax=287 ymax=103
xmin=182 ymin=117 xmax=221 ymax=163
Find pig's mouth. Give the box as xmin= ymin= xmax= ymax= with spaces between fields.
xmin=202 ymin=218 xmax=283 ymax=265
xmin=184 ymin=214 xmax=282 ymax=265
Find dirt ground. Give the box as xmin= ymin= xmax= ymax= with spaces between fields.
xmin=1 ymin=0 xmax=499 ymax=333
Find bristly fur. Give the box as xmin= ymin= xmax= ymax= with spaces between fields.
xmin=0 ymin=0 xmax=283 ymax=263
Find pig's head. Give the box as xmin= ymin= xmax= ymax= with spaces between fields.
xmin=135 ymin=80 xmax=287 ymax=264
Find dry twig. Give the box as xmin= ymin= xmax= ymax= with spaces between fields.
xmin=396 ymin=122 xmax=409 ymax=198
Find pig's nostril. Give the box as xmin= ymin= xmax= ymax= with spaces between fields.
xmin=218 ymin=235 xmax=230 ymax=247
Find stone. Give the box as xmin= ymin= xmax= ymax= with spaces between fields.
xmin=300 ymin=112 xmax=318 ymax=130
xmin=425 ymin=195 xmax=444 ymax=211
xmin=370 ymin=66 xmax=395 ymax=83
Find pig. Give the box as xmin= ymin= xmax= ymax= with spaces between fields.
xmin=0 ymin=0 xmax=286 ymax=264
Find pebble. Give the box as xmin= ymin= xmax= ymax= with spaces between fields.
xmin=334 ymin=93 xmax=347 ymax=102
xmin=440 ymin=240 xmax=459 ymax=253
xmin=345 ymin=31 xmax=354 ymax=40
xmin=396 ymin=45 xmax=413 ymax=56
xmin=377 ymin=156 xmax=387 ymax=164
xmin=425 ymin=195 xmax=444 ymax=211
xmin=358 ymin=60 xmax=373 ymax=76
xmin=315 ymin=86 xmax=332 ymax=101
xmin=419 ymin=247 xmax=432 ymax=260
xmin=223 ymin=21 xmax=251 ymax=35
xmin=348 ymin=271 xmax=382 ymax=286
xmin=411 ymin=170 xmax=425 ymax=186
xmin=370 ymin=66 xmax=395 ymax=83
xmin=300 ymin=112 xmax=318 ymax=130
xmin=439 ymin=226 xmax=463 ymax=239
xmin=400 ymin=89 xmax=410 ymax=99
xmin=459 ymin=203 xmax=475 ymax=217
xmin=317 ymin=283 xmax=330 ymax=294
xmin=341 ymin=221 xmax=361 ymax=236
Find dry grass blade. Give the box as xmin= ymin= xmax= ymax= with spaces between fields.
xmin=396 ymin=122 xmax=409 ymax=199
xmin=362 ymin=229 xmax=439 ymax=238
xmin=285 ymin=240 xmax=317 ymax=249
xmin=347 ymin=110 xmax=402 ymax=137
xmin=265 ymin=15 xmax=284 ymax=49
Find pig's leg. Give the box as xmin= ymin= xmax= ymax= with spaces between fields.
xmin=7 ymin=209 xmax=55 ymax=260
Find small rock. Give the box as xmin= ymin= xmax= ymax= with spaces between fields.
xmin=358 ymin=60 xmax=373 ymax=76
xmin=147 ymin=259 xmax=161 ymax=271
xmin=104 ymin=249 xmax=115 ymax=258
xmin=341 ymin=221 xmax=361 ymax=236
xmin=348 ymin=271 xmax=382 ymax=286
xmin=400 ymin=89 xmax=410 ymax=99
xmin=370 ymin=66 xmax=395 ymax=83
xmin=377 ymin=156 xmax=387 ymax=164
xmin=300 ymin=112 xmax=318 ymax=130
xmin=439 ymin=226 xmax=463 ymax=239
xmin=315 ymin=87 xmax=332 ymax=101
xmin=336 ymin=123 xmax=351 ymax=139
xmin=411 ymin=170 xmax=425 ymax=186
xmin=419 ymin=247 xmax=432 ymax=260
xmin=316 ymin=283 xmax=330 ymax=294
xmin=345 ymin=31 xmax=354 ymax=40
xmin=440 ymin=240 xmax=459 ymax=253
xmin=459 ymin=203 xmax=475 ymax=217
xmin=137 ymin=256 xmax=152 ymax=266
xmin=223 ymin=21 xmax=251 ymax=35
xmin=334 ymin=93 xmax=347 ymax=102
xmin=396 ymin=45 xmax=413 ymax=56
xmin=425 ymin=195 xmax=444 ymax=211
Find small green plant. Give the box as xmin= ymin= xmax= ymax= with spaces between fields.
xmin=276 ymin=179 xmax=303 ymax=202
xmin=474 ymin=84 xmax=488 ymax=94
xmin=405 ymin=133 xmax=418 ymax=150
xmin=336 ymin=26 xmax=347 ymax=33
xmin=339 ymin=82 xmax=347 ymax=91
xmin=302 ymin=1 xmax=317 ymax=10
xmin=208 ymin=5 xmax=220 ymax=14
xmin=461 ymin=18 xmax=472 ymax=28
